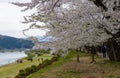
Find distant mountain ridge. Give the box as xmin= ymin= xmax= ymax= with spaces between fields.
xmin=35 ymin=36 xmax=50 ymax=42
xmin=0 ymin=35 xmax=34 ymax=50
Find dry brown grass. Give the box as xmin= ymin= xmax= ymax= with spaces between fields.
xmin=36 ymin=56 xmax=120 ymax=78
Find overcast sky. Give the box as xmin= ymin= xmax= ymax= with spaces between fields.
xmin=0 ymin=0 xmax=45 ymax=38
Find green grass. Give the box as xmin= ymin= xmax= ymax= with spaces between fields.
xmin=0 ymin=54 xmax=52 ymax=78
xmin=96 ymin=59 xmax=120 ymax=78
xmin=1 ymin=50 xmax=120 ymax=78
xmin=27 ymin=51 xmax=120 ymax=78
xmin=27 ymin=50 xmax=89 ymax=78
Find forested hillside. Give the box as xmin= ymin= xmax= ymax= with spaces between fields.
xmin=0 ymin=35 xmax=34 ymax=50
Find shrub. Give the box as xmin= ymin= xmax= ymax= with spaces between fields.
xmin=15 ymin=69 xmax=26 ymax=78
xmin=15 ymin=55 xmax=60 ymax=78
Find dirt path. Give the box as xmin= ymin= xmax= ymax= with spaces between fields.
xmin=37 ymin=56 xmax=120 ymax=78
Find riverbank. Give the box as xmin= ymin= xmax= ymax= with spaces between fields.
xmin=0 ymin=54 xmax=52 ymax=78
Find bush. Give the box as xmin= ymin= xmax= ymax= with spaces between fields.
xmin=15 ymin=69 xmax=26 ymax=78
xmin=19 ymin=69 xmax=26 ymax=76
xmin=15 ymin=55 xmax=60 ymax=78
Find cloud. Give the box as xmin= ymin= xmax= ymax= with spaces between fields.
xmin=0 ymin=2 xmax=45 ymax=38
xmin=0 ymin=0 xmax=30 ymax=3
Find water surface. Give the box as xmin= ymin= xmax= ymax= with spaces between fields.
xmin=0 ymin=52 xmax=27 ymax=66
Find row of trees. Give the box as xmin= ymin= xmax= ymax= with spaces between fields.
xmin=12 ymin=0 xmax=120 ymax=61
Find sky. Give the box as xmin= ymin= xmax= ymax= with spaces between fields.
xmin=0 ymin=0 xmax=46 ymax=38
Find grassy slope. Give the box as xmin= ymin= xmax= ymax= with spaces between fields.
xmin=27 ymin=50 xmax=89 ymax=78
xmin=1 ymin=50 xmax=120 ymax=78
xmin=28 ymin=51 xmax=120 ymax=78
xmin=0 ymin=54 xmax=52 ymax=78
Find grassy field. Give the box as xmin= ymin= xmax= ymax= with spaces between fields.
xmin=27 ymin=50 xmax=89 ymax=78
xmin=1 ymin=51 xmax=120 ymax=78
xmin=27 ymin=51 xmax=120 ymax=78
xmin=0 ymin=54 xmax=52 ymax=78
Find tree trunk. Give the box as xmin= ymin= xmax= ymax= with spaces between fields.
xmin=76 ymin=49 xmax=80 ymax=63
xmin=107 ymin=39 xmax=120 ymax=61
xmin=111 ymin=41 xmax=117 ymax=61
xmin=77 ymin=53 xmax=80 ymax=62
xmin=91 ymin=54 xmax=95 ymax=63
xmin=90 ymin=47 xmax=96 ymax=63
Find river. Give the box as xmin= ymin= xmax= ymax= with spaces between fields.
xmin=0 ymin=52 xmax=27 ymax=66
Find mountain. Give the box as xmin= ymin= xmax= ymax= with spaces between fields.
xmin=0 ymin=35 xmax=34 ymax=50
xmin=35 ymin=36 xmax=50 ymax=42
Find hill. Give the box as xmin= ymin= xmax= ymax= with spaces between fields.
xmin=0 ymin=35 xmax=34 ymax=50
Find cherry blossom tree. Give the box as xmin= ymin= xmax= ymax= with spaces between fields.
xmin=12 ymin=0 xmax=120 ymax=61
xmin=89 ymin=0 xmax=120 ymax=61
